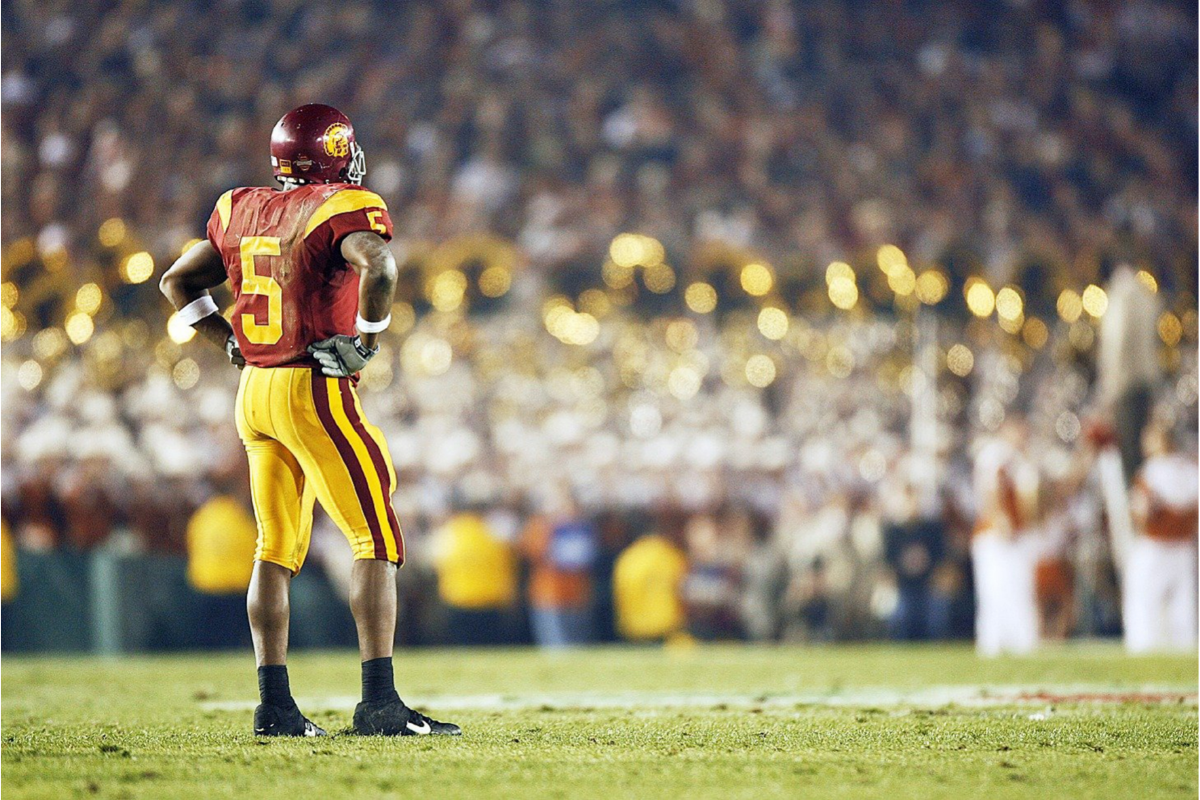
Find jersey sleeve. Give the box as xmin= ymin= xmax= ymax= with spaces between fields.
xmin=301 ymin=189 xmax=393 ymax=259
xmin=205 ymin=189 xmax=235 ymax=257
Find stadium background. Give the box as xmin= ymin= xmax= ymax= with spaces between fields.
xmin=0 ymin=0 xmax=1196 ymax=653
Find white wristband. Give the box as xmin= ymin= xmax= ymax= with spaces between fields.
xmin=176 ymin=295 xmax=219 ymax=327
xmin=356 ymin=313 xmax=391 ymax=334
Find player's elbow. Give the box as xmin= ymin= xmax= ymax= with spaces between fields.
xmin=158 ymin=265 xmax=180 ymax=302
xmin=361 ymin=248 xmax=398 ymax=293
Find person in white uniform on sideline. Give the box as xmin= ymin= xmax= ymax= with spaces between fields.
xmin=1123 ymin=424 xmax=1198 ymax=653
xmin=972 ymin=417 xmax=1041 ymax=657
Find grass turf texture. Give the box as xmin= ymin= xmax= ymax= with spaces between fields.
xmin=2 ymin=644 xmax=1196 ymax=799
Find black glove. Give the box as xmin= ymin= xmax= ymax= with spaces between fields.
xmin=225 ymin=334 xmax=246 ymax=369
xmin=307 ymin=334 xmax=377 ymax=377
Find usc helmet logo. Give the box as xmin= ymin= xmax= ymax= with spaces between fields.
xmin=323 ymin=123 xmax=351 ymax=158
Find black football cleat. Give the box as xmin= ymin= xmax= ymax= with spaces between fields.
xmin=353 ymin=699 xmax=461 ymax=736
xmin=253 ymin=703 xmax=327 ymax=737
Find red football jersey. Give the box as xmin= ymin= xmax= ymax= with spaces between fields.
xmin=205 ymin=183 xmax=393 ymax=368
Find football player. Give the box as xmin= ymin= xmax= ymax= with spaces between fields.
xmin=160 ymin=104 xmax=459 ymax=737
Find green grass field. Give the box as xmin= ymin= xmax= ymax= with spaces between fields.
xmin=2 ymin=644 xmax=1196 ymax=799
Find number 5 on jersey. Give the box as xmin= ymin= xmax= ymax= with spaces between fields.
xmin=240 ymin=236 xmax=283 ymax=344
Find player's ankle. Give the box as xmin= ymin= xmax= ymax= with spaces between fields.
xmin=257 ymin=664 xmax=298 ymax=710
xmin=361 ymin=656 xmax=400 ymax=704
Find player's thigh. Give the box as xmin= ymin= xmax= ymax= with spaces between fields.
xmin=243 ymin=437 xmax=310 ymax=572
xmin=274 ymin=370 xmax=403 ymax=563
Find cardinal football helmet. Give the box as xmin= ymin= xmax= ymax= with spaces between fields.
xmin=270 ymin=104 xmax=366 ymax=186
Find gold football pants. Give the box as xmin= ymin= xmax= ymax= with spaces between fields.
xmin=235 ymin=366 xmax=403 ymax=572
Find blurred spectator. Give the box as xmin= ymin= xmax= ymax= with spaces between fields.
xmin=883 ymin=483 xmax=948 ymax=641
xmin=1123 ymin=424 xmax=1198 ymax=653
xmin=591 ymin=510 xmax=635 ymax=643
xmin=431 ymin=508 xmax=518 ymax=646
xmin=185 ymin=477 xmax=256 ymax=649
xmin=739 ymin=513 xmax=787 ymax=642
xmin=1099 ymin=265 xmax=1162 ymax=483
xmin=971 ymin=417 xmax=1040 ymax=656
xmin=683 ymin=511 xmax=744 ymax=640
xmin=613 ymin=524 xmax=688 ymax=643
xmin=1 ymin=519 xmax=14 ymax=652
xmin=2 ymin=518 xmax=17 ymax=604
xmin=521 ymin=495 xmax=596 ymax=648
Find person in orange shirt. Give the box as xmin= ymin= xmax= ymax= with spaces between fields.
xmin=1123 ymin=424 xmax=1198 ymax=653
xmin=521 ymin=496 xmax=596 ymax=649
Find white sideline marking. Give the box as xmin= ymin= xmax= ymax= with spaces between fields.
xmin=199 ymin=685 xmax=1197 ymax=713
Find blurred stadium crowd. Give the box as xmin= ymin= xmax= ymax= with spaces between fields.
xmin=0 ymin=0 xmax=1196 ymax=649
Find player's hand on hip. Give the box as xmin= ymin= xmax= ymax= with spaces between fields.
xmin=225 ymin=334 xmax=246 ymax=370
xmin=307 ymin=334 xmax=378 ymax=377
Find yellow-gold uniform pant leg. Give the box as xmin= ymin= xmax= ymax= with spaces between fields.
xmin=267 ymin=369 xmax=404 ymax=564
xmin=244 ymin=438 xmax=312 ymax=573
xmin=237 ymin=366 xmax=316 ymax=574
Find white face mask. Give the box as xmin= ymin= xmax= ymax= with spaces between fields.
xmin=346 ymin=142 xmax=366 ymax=185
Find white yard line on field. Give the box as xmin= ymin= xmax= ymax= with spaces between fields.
xmin=199 ymin=684 xmax=1198 ymax=713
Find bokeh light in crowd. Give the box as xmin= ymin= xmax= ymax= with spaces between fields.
xmin=166 ymin=312 xmax=198 ymax=344
xmin=642 ymin=263 xmax=675 ymax=294
xmin=667 ymin=365 xmax=702 ymax=400
xmin=1 ymin=281 xmax=18 ymax=307
xmin=1135 ymin=270 xmax=1158 ymax=293
xmin=876 ymin=245 xmax=907 ymax=277
xmin=172 ymin=358 xmax=200 ymax=390
xmin=97 ymin=217 xmax=127 ymax=247
xmin=756 ymin=307 xmax=788 ymax=340
xmin=946 ymin=344 xmax=974 ymax=377
xmin=1021 ymin=317 xmax=1049 ymax=350
xmin=609 ymin=233 xmax=664 ymax=269
xmin=684 ymin=282 xmax=718 ymax=313
xmin=601 ymin=260 xmax=634 ymax=289
xmin=180 ymin=238 xmax=204 ymax=256
xmin=1081 ymin=284 xmax=1108 ymax=317
xmin=428 ymin=270 xmax=467 ymax=312
xmin=32 ymin=328 xmax=67 ymax=360
xmin=479 ymin=266 xmax=512 ymax=298
xmin=391 ymin=301 xmax=416 ymax=334
xmin=121 ymin=251 xmax=155 ymax=284
xmin=1057 ymin=289 xmax=1083 ymax=323
xmin=964 ymin=279 xmax=996 ymax=318
xmin=827 ymin=276 xmax=858 ymax=310
xmin=75 ymin=283 xmax=103 ymax=315
xmin=744 ymin=354 xmax=776 ymax=387
xmin=401 ymin=334 xmax=453 ymax=376
xmin=826 ymin=261 xmax=855 ymax=284
xmin=1159 ymin=312 xmax=1183 ymax=347
xmin=17 ymin=359 xmax=43 ymax=391
xmin=1069 ymin=320 xmax=1095 ymax=350
xmin=739 ymin=263 xmax=773 ymax=296
xmin=825 ymin=346 xmax=854 ymax=379
xmin=65 ymin=311 xmax=94 ymax=345
xmin=915 ymin=270 xmax=949 ymax=305
xmin=665 ymin=319 xmax=698 ymax=352
xmin=887 ymin=265 xmax=917 ymax=297
xmin=1 ymin=307 xmax=27 ymax=341
xmin=995 ymin=286 xmax=1024 ymax=322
